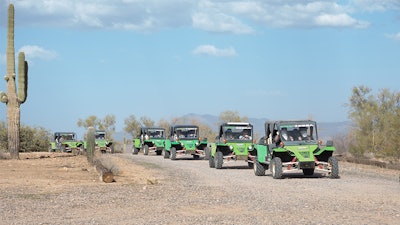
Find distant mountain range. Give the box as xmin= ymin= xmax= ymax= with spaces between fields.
xmin=114 ymin=113 xmax=351 ymax=141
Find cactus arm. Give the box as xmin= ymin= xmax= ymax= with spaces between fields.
xmin=0 ymin=92 xmax=8 ymax=103
xmin=17 ymin=52 xmax=28 ymax=103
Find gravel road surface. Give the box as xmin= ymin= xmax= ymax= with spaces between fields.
xmin=1 ymin=153 xmax=399 ymax=225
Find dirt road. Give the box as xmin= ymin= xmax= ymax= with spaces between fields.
xmin=0 ymin=152 xmax=399 ymax=224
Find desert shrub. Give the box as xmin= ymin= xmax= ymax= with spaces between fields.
xmin=348 ymin=86 xmax=400 ymax=160
xmin=0 ymin=121 xmax=52 ymax=152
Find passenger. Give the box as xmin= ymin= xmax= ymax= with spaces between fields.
xmin=280 ymin=128 xmax=288 ymax=141
xmin=173 ymin=132 xmax=178 ymax=141
xmin=290 ymin=128 xmax=301 ymax=141
xmin=240 ymin=130 xmax=252 ymax=140
xmin=299 ymin=127 xmax=309 ymax=140
xmin=273 ymin=131 xmax=280 ymax=144
xmin=226 ymin=129 xmax=234 ymax=140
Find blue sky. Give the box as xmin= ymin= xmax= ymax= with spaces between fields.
xmin=0 ymin=0 xmax=399 ymax=137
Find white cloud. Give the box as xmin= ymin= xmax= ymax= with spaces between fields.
xmin=192 ymin=0 xmax=254 ymax=34
xmin=18 ymin=45 xmax=58 ymax=61
xmin=192 ymin=45 xmax=237 ymax=57
xmin=192 ymin=12 xmax=254 ymax=34
xmin=314 ymin=13 xmax=369 ymax=28
xmin=351 ymin=0 xmax=400 ymax=12
xmin=1 ymin=0 xmax=385 ymax=31
xmin=385 ymin=32 xmax=400 ymax=41
xmin=245 ymin=1 xmax=369 ymax=28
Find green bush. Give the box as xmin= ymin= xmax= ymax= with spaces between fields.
xmin=348 ymin=86 xmax=400 ymax=160
xmin=0 ymin=121 xmax=52 ymax=152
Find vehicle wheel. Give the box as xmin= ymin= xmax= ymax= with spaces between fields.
xmin=170 ymin=147 xmax=177 ymax=160
xmin=209 ymin=155 xmax=215 ymax=168
xmin=248 ymin=161 xmax=254 ymax=169
xmin=193 ymin=154 xmax=200 ymax=160
xmin=163 ymin=149 xmax=170 ymax=159
xmin=204 ymin=147 xmax=210 ymax=160
xmin=143 ymin=145 xmax=149 ymax=155
xmin=254 ymin=158 xmax=266 ymax=176
xmin=215 ymin=151 xmax=223 ymax=169
xmin=271 ymin=157 xmax=283 ymax=179
xmin=303 ymin=168 xmax=314 ymax=176
xmin=132 ymin=146 xmax=139 ymax=155
xmin=328 ymin=156 xmax=339 ymax=178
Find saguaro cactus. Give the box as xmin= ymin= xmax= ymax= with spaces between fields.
xmin=0 ymin=4 xmax=28 ymax=159
xmin=86 ymin=127 xmax=95 ymax=164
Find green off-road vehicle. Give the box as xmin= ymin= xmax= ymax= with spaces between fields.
xmin=82 ymin=130 xmax=113 ymax=154
xmin=209 ymin=122 xmax=255 ymax=169
xmin=94 ymin=130 xmax=114 ymax=154
xmin=252 ymin=120 xmax=339 ymax=179
xmin=133 ymin=127 xmax=167 ymax=156
xmin=49 ymin=132 xmax=83 ymax=153
xmin=165 ymin=125 xmax=209 ymax=160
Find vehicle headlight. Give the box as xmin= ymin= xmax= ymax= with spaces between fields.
xmin=196 ymin=141 xmax=199 ymax=146
xmin=229 ymin=146 xmax=233 ymax=150
xmin=181 ymin=143 xmax=184 ymax=147
xmin=248 ymin=146 xmax=253 ymax=150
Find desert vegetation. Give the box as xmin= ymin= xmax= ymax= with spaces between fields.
xmin=332 ymin=86 xmax=400 ymax=169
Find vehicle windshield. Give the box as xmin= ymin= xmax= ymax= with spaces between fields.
xmin=56 ymin=133 xmax=76 ymax=141
xmin=278 ymin=122 xmax=317 ymax=143
xmin=147 ymin=129 xmax=165 ymax=138
xmin=175 ymin=127 xmax=198 ymax=139
xmin=223 ymin=125 xmax=253 ymax=141
xmin=95 ymin=131 xmax=106 ymax=140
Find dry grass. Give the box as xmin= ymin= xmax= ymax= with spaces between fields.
xmin=338 ymin=153 xmax=400 ymax=170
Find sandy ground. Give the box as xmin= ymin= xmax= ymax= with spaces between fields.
xmin=1 ymin=152 xmax=399 ymax=225
xmin=0 ymin=152 xmax=155 ymax=191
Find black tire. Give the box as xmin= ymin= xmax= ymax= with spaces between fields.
xmin=163 ymin=149 xmax=170 ymax=159
xmin=271 ymin=157 xmax=283 ymax=179
xmin=209 ymin=155 xmax=215 ymax=168
xmin=303 ymin=168 xmax=314 ymax=176
xmin=248 ymin=161 xmax=254 ymax=169
xmin=254 ymin=158 xmax=266 ymax=176
xmin=170 ymin=147 xmax=177 ymax=160
xmin=328 ymin=156 xmax=339 ymax=178
xmin=215 ymin=151 xmax=223 ymax=169
xmin=204 ymin=147 xmax=210 ymax=160
xmin=132 ymin=146 xmax=139 ymax=155
xmin=193 ymin=154 xmax=200 ymax=160
xmin=143 ymin=145 xmax=149 ymax=155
